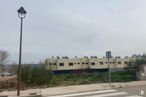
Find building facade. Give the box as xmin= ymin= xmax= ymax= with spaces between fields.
xmin=45 ymin=56 xmax=134 ymax=72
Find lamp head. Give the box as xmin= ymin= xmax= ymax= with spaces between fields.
xmin=17 ymin=7 xmax=27 ymax=18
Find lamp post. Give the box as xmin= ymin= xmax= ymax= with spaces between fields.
xmin=17 ymin=7 xmax=27 ymax=96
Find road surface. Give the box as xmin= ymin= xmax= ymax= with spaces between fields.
xmin=48 ymin=85 xmax=146 ymax=97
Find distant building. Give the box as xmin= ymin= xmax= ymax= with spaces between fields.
xmin=44 ymin=56 xmax=134 ymax=73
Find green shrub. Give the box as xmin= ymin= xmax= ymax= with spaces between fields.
xmin=21 ymin=66 xmax=137 ymax=88
xmin=21 ymin=64 xmax=54 ymax=87
xmin=80 ymin=80 xmax=90 ymax=84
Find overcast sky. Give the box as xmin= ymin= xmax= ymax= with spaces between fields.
xmin=1 ymin=0 xmax=146 ymax=63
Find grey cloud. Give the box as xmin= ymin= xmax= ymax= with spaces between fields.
xmin=1 ymin=0 xmax=146 ymax=63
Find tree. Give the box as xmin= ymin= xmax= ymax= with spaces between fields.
xmin=126 ymin=54 xmax=146 ymax=72
xmin=0 ymin=50 xmax=9 ymax=76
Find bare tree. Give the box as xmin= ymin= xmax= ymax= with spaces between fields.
xmin=0 ymin=50 xmax=9 ymax=76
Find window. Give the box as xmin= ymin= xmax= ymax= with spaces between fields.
xmin=91 ymin=62 xmax=95 ymax=65
xmin=118 ymin=61 xmax=121 ymax=64
xmin=125 ymin=62 xmax=128 ymax=64
xmin=74 ymin=63 xmax=76 ymax=64
xmin=69 ymin=63 xmax=73 ymax=66
xmin=86 ymin=62 xmax=88 ymax=64
xmin=78 ymin=63 xmax=80 ymax=65
xmin=54 ymin=63 xmax=56 ymax=65
xmin=59 ymin=63 xmax=64 ymax=66
xmin=82 ymin=62 xmax=85 ymax=64
xmin=109 ymin=62 xmax=112 ymax=64
xmin=99 ymin=62 xmax=103 ymax=65
xmin=105 ymin=62 xmax=107 ymax=64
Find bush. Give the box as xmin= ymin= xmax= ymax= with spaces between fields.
xmin=80 ymin=80 xmax=90 ymax=84
xmin=0 ymin=76 xmax=17 ymax=90
xmin=21 ymin=64 xmax=54 ymax=87
xmin=21 ymin=66 xmax=137 ymax=88
xmin=111 ymin=70 xmax=136 ymax=82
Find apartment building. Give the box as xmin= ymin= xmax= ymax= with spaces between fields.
xmin=45 ymin=56 xmax=134 ymax=72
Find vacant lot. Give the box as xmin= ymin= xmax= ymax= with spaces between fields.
xmin=0 ymin=76 xmax=17 ymax=91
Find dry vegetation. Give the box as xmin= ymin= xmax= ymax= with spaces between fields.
xmin=0 ymin=75 xmax=17 ymax=92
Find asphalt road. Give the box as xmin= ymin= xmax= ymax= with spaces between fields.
xmin=116 ymin=85 xmax=146 ymax=97
xmin=49 ymin=85 xmax=146 ymax=97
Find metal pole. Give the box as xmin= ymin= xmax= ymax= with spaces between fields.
xmin=108 ymin=58 xmax=111 ymax=87
xmin=17 ymin=17 xmax=23 ymax=96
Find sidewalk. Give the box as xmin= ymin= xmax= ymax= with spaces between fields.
xmin=0 ymin=81 xmax=146 ymax=97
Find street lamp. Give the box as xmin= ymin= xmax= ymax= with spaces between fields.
xmin=17 ymin=7 xmax=27 ymax=96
